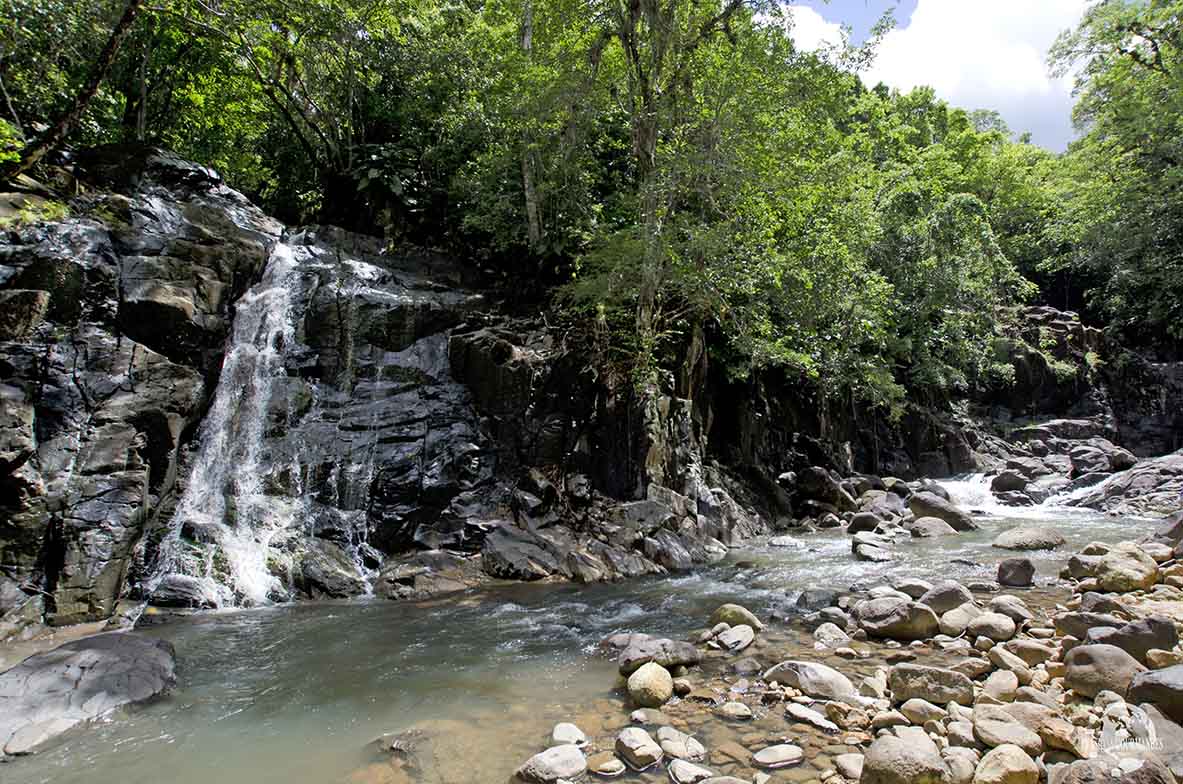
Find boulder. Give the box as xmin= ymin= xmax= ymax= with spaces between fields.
xmin=618 ymin=636 xmax=701 ymax=676
xmin=919 ymin=581 xmax=975 ymax=615
xmin=1128 ymin=665 xmax=1183 ymax=723
xmin=627 ymin=662 xmax=674 ymax=708
xmin=709 ymin=604 xmax=764 ymax=631
xmin=991 ymin=471 xmax=1029 ymax=493
xmin=967 ymin=612 xmax=1017 ymax=643
xmin=1095 ymin=543 xmax=1160 ymax=593
xmin=515 ymin=745 xmax=587 ymax=783
xmin=762 ymin=660 xmax=855 ymax=700
xmin=1064 ymin=644 xmax=1148 ymax=698
xmin=907 ymin=517 xmax=959 ymax=538
xmin=909 ymin=492 xmax=978 ymax=531
xmin=998 ymin=559 xmax=1035 ymax=587
xmin=860 ymin=732 xmax=950 ymax=784
xmin=797 ymin=466 xmax=857 ymax=511
xmin=889 ymin=663 xmax=975 ymax=706
xmin=615 ymin=727 xmax=662 ymax=770
xmin=1085 ymin=616 xmax=1178 ymax=665
xmin=481 ymin=525 xmax=560 ymax=580
xmin=992 ymin=526 xmax=1065 ymax=551
xmin=853 ymin=596 xmax=940 ymax=641
xmin=940 ymin=603 xmax=984 ymax=636
xmin=972 ymin=744 xmax=1038 ymax=784
xmin=0 ymin=633 xmax=176 ymax=755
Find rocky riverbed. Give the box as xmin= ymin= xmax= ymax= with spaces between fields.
xmin=4 ymin=486 xmax=1182 ymax=784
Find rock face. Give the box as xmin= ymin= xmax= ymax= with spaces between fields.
xmin=1068 ymin=452 xmax=1183 ymax=516
xmin=0 ymin=149 xmax=274 ymax=623
xmin=0 ymin=632 xmax=176 ymax=755
xmin=1 ymin=147 xmax=774 ymax=622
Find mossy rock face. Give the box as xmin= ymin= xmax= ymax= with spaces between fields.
xmin=0 ymin=289 xmax=50 ymax=339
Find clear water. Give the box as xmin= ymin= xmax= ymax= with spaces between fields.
xmin=6 ymin=481 xmax=1155 ymax=784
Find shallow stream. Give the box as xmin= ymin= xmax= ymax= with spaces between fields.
xmin=7 ymin=479 xmax=1152 ymax=784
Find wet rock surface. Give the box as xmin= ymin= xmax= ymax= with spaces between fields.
xmin=0 ymin=632 xmax=175 ymax=756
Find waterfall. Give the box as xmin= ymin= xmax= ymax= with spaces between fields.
xmin=149 ymin=242 xmax=300 ymax=607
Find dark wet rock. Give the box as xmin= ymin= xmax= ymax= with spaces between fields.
xmin=908 ymin=492 xmax=977 ymax=531
xmin=148 ymin=574 xmax=219 ymax=608
xmin=0 ymin=632 xmax=176 ymax=755
xmin=991 ymin=470 xmax=1029 ymax=493
xmin=796 ymin=588 xmax=843 ymax=611
xmin=848 ymin=511 xmax=885 ymax=534
xmin=1128 ymin=665 xmax=1183 ymax=723
xmin=296 ymin=540 xmax=368 ymax=598
xmin=481 ymin=525 xmax=561 ymax=581
xmin=796 ymin=466 xmax=857 ymax=512
xmin=998 ymin=558 xmax=1035 ymax=587
xmin=1084 ymin=617 xmax=1178 ymax=665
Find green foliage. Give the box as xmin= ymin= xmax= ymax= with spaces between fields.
xmin=0 ymin=197 xmax=69 ymax=230
xmin=1048 ymin=0 xmax=1183 ymax=344
xmin=9 ymin=0 xmax=1179 ymax=413
xmin=0 ymin=119 xmax=20 ymax=164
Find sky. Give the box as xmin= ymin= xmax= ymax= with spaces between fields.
xmin=786 ymin=1 xmax=1089 ymax=151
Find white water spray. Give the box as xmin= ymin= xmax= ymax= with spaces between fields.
xmin=150 ymin=242 xmax=300 ymax=606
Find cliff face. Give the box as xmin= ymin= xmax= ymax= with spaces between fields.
xmin=2 ymin=147 xmax=1182 ymax=630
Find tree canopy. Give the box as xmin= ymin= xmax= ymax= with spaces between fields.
xmin=2 ymin=0 xmax=1179 ymax=410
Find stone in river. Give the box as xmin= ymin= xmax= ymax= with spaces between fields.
xmin=762 ymin=660 xmax=855 ymax=699
xmin=514 ymin=744 xmax=587 ymax=783
xmin=718 ymin=701 xmax=753 ymax=720
xmin=752 ymin=744 xmax=804 ymax=769
xmin=0 ymin=632 xmax=176 ymax=756
xmin=709 ymin=604 xmax=764 ymax=631
xmin=657 ymin=726 xmax=706 ymax=761
xmin=714 ymin=624 xmax=755 ymax=653
xmin=615 ymin=727 xmax=663 ymax=770
xmin=669 ymin=759 xmax=715 ymax=784
xmin=551 ymin=722 xmax=586 ymax=747
xmin=627 ymin=662 xmax=673 ymax=708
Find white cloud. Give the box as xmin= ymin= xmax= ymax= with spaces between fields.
xmin=786 ymin=5 xmax=845 ymax=52
xmin=858 ymin=0 xmax=1090 ymax=150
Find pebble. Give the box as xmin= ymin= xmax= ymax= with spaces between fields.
xmin=753 ymin=744 xmax=805 ymax=769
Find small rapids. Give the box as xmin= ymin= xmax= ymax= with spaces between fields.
xmin=12 ymin=476 xmax=1149 ymax=784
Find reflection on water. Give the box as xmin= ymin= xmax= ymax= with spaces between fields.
xmin=6 ymin=487 xmax=1152 ymax=784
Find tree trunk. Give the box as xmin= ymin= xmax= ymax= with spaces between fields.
xmin=520 ymin=0 xmax=543 ymax=251
xmin=2 ymin=0 xmax=144 ymax=181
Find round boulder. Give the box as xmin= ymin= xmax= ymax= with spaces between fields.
xmin=972 ymin=744 xmax=1038 ymax=784
xmin=997 ymin=558 xmax=1035 ymax=588
xmin=627 ymin=662 xmax=674 ymax=708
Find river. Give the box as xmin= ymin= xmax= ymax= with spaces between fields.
xmin=7 ymin=479 xmax=1143 ymax=784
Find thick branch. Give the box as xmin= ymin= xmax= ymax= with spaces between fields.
xmin=3 ymin=0 xmax=144 ymax=181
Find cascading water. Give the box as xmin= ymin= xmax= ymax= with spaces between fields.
xmin=149 ymin=242 xmax=300 ymax=606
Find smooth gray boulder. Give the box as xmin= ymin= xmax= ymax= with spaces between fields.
xmin=762 ymin=660 xmax=855 ymax=700
xmin=908 ymin=492 xmax=977 ymax=531
xmin=992 ymin=526 xmax=1064 ymax=551
xmin=0 ymin=633 xmax=176 ymax=755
